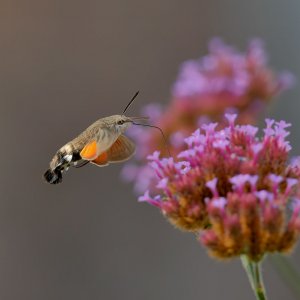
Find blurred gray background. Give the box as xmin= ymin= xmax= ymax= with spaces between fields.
xmin=0 ymin=0 xmax=300 ymax=299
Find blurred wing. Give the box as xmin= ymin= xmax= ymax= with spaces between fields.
xmin=80 ymin=140 xmax=98 ymax=160
xmin=91 ymin=135 xmax=135 ymax=167
xmin=91 ymin=152 xmax=109 ymax=167
xmin=107 ymin=135 xmax=136 ymax=162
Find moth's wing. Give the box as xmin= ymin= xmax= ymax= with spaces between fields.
xmin=91 ymin=135 xmax=135 ymax=167
xmin=107 ymin=135 xmax=136 ymax=163
xmin=80 ymin=140 xmax=98 ymax=160
xmin=91 ymin=152 xmax=109 ymax=167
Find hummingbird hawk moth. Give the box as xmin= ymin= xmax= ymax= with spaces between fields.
xmin=44 ymin=91 xmax=165 ymax=184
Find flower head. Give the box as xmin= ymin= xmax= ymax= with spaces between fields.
xmin=122 ymin=38 xmax=294 ymax=194
xmin=142 ymin=116 xmax=300 ymax=261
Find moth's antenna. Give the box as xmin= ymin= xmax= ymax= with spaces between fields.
xmin=122 ymin=91 xmax=140 ymax=115
xmin=132 ymin=122 xmax=171 ymax=157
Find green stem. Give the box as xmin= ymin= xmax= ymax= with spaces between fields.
xmin=241 ymin=255 xmax=268 ymax=300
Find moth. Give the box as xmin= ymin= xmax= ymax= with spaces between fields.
xmin=44 ymin=92 xmax=163 ymax=184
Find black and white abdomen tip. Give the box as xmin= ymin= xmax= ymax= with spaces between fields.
xmin=44 ymin=169 xmax=63 ymax=184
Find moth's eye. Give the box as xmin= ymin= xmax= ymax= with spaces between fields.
xmin=117 ymin=120 xmax=125 ymax=125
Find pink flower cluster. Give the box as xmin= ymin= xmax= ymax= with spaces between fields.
xmin=139 ymin=115 xmax=300 ymax=260
xmin=122 ymin=39 xmax=294 ymax=194
xmin=171 ymin=38 xmax=293 ymax=124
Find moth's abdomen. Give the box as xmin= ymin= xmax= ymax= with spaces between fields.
xmin=50 ymin=144 xmax=73 ymax=169
xmin=44 ymin=169 xmax=62 ymax=184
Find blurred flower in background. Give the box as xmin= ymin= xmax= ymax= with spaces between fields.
xmin=122 ymin=38 xmax=294 ymax=194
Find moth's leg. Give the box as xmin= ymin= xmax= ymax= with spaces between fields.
xmin=73 ymin=160 xmax=90 ymax=168
xmin=71 ymin=151 xmax=90 ymax=168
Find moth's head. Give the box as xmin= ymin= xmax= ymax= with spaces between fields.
xmin=111 ymin=115 xmax=148 ymax=133
xmin=102 ymin=115 xmax=148 ymax=133
xmin=108 ymin=115 xmax=132 ymax=133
